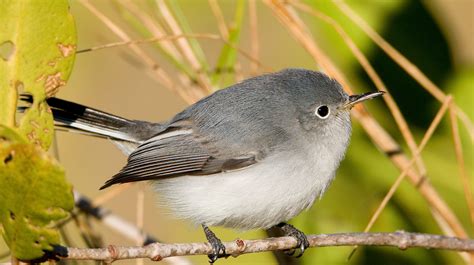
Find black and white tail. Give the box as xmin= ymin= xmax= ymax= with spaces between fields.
xmin=19 ymin=95 xmax=154 ymax=144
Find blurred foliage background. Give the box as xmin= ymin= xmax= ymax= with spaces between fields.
xmin=1 ymin=0 xmax=472 ymax=264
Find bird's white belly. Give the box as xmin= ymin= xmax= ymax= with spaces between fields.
xmin=152 ymin=149 xmax=338 ymax=230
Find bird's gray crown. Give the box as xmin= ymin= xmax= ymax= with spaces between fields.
xmin=269 ymin=68 xmax=348 ymax=107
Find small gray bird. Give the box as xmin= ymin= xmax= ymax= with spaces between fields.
xmin=28 ymin=68 xmax=383 ymax=262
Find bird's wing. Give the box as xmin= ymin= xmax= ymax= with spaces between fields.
xmin=100 ymin=124 xmax=258 ymax=189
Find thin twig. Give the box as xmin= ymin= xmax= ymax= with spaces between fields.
xmin=92 ymin=183 xmax=132 ymax=206
xmin=116 ymin=0 xmax=206 ymax=102
xmin=73 ymin=191 xmax=194 ymax=265
xmin=72 ymin=215 xmax=97 ymax=249
xmin=249 ymin=0 xmax=260 ymax=75
xmin=290 ymin=0 xmax=427 ymax=186
xmin=264 ymin=0 xmax=468 ymax=242
xmin=115 ymin=0 xmax=187 ymax=76
xmin=348 ymin=95 xmax=453 ymax=259
xmin=332 ymin=0 xmax=474 ymax=142
xmin=265 ymin=0 xmax=354 ymax=91
xmin=77 ymin=0 xmax=196 ymax=103
xmin=449 ymin=104 xmax=474 ymax=230
xmin=208 ymin=0 xmax=229 ymax=39
xmin=155 ymin=0 xmax=212 ymax=93
xmin=116 ymin=0 xmax=183 ymax=61
xmin=430 ymin=208 xmax=472 ymax=263
xmin=74 ymin=191 xmax=156 ymax=245
xmin=76 ymin=34 xmax=272 ymax=72
xmin=76 ymin=33 xmax=218 ymax=54
xmin=363 ymin=96 xmax=452 ymax=235
xmin=135 ymin=188 xmax=145 ymax=265
xmin=63 ymin=232 xmax=474 ymax=261
xmin=136 ymin=188 xmax=145 ymax=245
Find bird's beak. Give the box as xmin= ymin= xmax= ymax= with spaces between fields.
xmin=344 ymin=91 xmax=385 ymax=109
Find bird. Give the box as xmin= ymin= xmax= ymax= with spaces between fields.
xmin=21 ymin=68 xmax=383 ymax=263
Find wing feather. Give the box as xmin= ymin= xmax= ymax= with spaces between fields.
xmin=100 ymin=114 xmax=262 ymax=189
xmin=100 ymin=124 xmax=259 ymax=189
xmin=100 ymin=133 xmax=210 ymax=189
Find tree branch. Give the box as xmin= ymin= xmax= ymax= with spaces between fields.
xmin=62 ymin=232 xmax=473 ymax=261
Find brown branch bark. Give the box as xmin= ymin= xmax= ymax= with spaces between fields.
xmin=62 ymin=232 xmax=473 ymax=262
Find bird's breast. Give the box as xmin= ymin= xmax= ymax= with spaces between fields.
xmin=152 ymin=141 xmax=346 ymax=230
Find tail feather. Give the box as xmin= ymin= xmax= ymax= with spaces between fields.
xmin=20 ymin=95 xmax=138 ymax=142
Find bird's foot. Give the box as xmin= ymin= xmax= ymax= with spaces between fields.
xmin=276 ymin=222 xmax=310 ymax=258
xmin=202 ymin=224 xmax=229 ymax=264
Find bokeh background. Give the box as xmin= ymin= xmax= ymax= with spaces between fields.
xmin=2 ymin=0 xmax=472 ymax=264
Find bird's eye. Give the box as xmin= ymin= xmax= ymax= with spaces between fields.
xmin=315 ymin=105 xmax=330 ymax=119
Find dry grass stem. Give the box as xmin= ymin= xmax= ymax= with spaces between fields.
xmin=449 ymin=105 xmax=474 ymax=229
xmin=136 ymin=188 xmax=145 ymax=244
xmin=136 ymin=189 xmax=145 ymax=265
xmin=233 ymin=60 xmax=244 ymax=81
xmin=116 ymin=0 xmax=183 ymax=61
xmin=249 ymin=0 xmax=260 ymax=75
xmin=78 ymin=0 xmax=197 ymax=104
xmin=77 ymin=34 xmax=272 ymax=73
xmin=354 ymin=98 xmax=469 ymax=240
xmin=349 ymin=96 xmax=467 ymax=261
xmin=155 ymin=0 xmax=212 ymax=93
xmin=73 ymin=192 xmax=194 ymax=265
xmin=207 ymin=0 xmax=245 ymax=80
xmin=431 ymin=208 xmax=472 ymax=263
xmin=363 ymin=96 xmax=453 ymax=234
xmin=220 ymin=39 xmax=272 ymax=73
xmin=332 ymin=0 xmax=474 ymax=142
xmin=456 ymin=110 xmax=474 ymax=143
xmin=76 ymin=34 xmax=219 ymax=54
xmin=291 ymin=0 xmax=427 ymax=189
xmin=42 ymin=2 xmax=471 ymax=264
xmin=208 ymin=0 xmax=229 ymax=39
xmin=264 ymin=0 xmax=354 ymax=94
xmin=73 ymin=215 xmax=101 ymax=248
xmin=116 ymin=0 xmax=213 ymax=102
xmin=93 ymin=184 xmax=132 ymax=206
xmin=265 ymin=0 xmax=468 ymax=243
xmin=333 ymin=0 xmax=446 ymax=98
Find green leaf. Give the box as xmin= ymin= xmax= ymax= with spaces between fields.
xmin=0 ymin=0 xmax=77 ymax=149
xmin=0 ymin=1 xmax=76 ymax=260
xmin=0 ymin=125 xmax=74 ymax=260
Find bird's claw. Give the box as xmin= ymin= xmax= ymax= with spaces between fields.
xmin=207 ymin=239 xmax=227 ymax=263
xmin=202 ymin=224 xmax=229 ymax=264
xmin=277 ymin=222 xmax=310 ymax=258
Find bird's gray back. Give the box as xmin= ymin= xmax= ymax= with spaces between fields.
xmin=168 ymin=68 xmax=347 ymax=157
